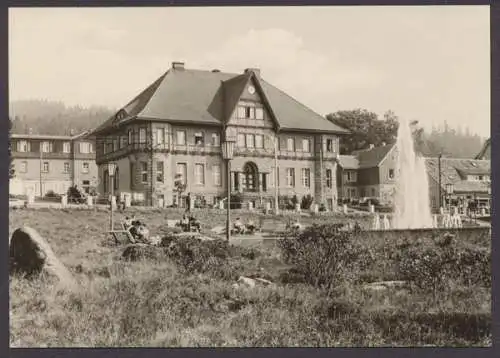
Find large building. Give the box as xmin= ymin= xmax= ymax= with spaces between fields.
xmin=91 ymin=62 xmax=350 ymax=208
xmin=10 ymin=132 xmax=98 ymax=197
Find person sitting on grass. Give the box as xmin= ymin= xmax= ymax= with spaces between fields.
xmin=189 ymin=215 xmax=201 ymax=232
xmin=233 ymin=217 xmax=244 ymax=234
xmin=246 ymin=219 xmax=257 ymax=234
xmin=123 ymin=216 xmax=133 ymax=230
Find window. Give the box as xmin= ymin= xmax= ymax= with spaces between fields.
xmin=261 ymin=173 xmax=267 ymax=191
xmin=326 ymin=169 xmax=332 ymax=188
xmin=176 ymin=163 xmax=187 ymax=185
xmin=156 ymin=161 xmax=164 ymax=183
xmin=242 ymin=162 xmax=258 ymax=191
xmin=287 ymin=137 xmax=295 ymax=152
xmin=113 ymin=138 xmax=118 ymax=151
xmin=106 ymin=142 xmax=113 ymax=154
xmin=80 ymin=142 xmax=91 ymax=154
xmin=302 ymin=168 xmax=311 ymax=188
xmin=128 ymin=130 xmax=133 ymax=145
xmin=350 ymin=188 xmax=357 ymax=198
xmin=195 ymin=164 xmax=205 ymax=185
xmin=63 ymin=142 xmax=71 ymax=153
xmin=63 ymin=162 xmax=70 ymax=173
xmin=478 ymin=175 xmax=484 ymax=181
xmin=371 ymin=188 xmax=376 ymax=197
xmin=138 ymin=128 xmax=147 ymax=144
xmin=176 ymin=130 xmax=186 ymax=145
xmin=155 ymin=128 xmax=165 ymax=146
xmin=41 ymin=141 xmax=52 ymax=153
xmin=82 ymin=162 xmax=89 ymax=173
xmin=286 ymin=168 xmax=295 ymax=187
xmin=120 ymin=136 xmax=127 ymax=149
xmin=82 ymin=180 xmax=90 ymax=194
xmin=140 ymin=162 xmax=148 ymax=183
xmin=17 ymin=140 xmax=29 ymax=152
xmin=103 ymin=169 xmax=109 ymax=193
xmin=246 ymin=107 xmax=254 ymax=118
xmin=246 ymin=134 xmax=255 ymax=148
xmin=211 ymin=133 xmax=220 ymax=146
xmin=302 ymin=138 xmax=311 ymax=152
xmin=237 ymin=103 xmax=256 ymax=119
xmin=388 ymin=169 xmax=395 ymax=179
xmin=237 ymin=133 xmax=246 ymax=147
xmin=114 ymin=167 xmax=120 ymax=190
xmin=237 ymin=106 xmax=246 ymax=119
xmin=194 ymin=132 xmax=204 ymax=146
xmin=255 ymin=134 xmax=264 ymax=148
xmin=19 ymin=161 xmax=27 ymax=173
xmin=42 ymin=161 xmax=49 ymax=173
xmin=213 ymin=165 xmax=221 ymax=186
xmin=326 ymin=138 xmax=334 ymax=152
xmin=255 ymin=107 xmax=264 ymax=120
xmin=346 ymin=171 xmax=356 ymax=183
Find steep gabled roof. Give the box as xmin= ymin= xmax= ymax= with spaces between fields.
xmin=91 ymin=65 xmax=349 ymax=135
xmin=354 ymin=144 xmax=395 ymax=169
xmin=425 ymin=157 xmax=490 ymax=193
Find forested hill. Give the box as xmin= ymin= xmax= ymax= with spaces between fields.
xmin=9 ymin=99 xmax=116 ymax=135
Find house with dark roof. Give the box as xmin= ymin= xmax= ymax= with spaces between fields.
xmin=425 ymin=157 xmax=491 ymax=211
xmin=9 ymin=132 xmax=97 ymax=197
xmin=91 ymin=62 xmax=349 ymax=208
xmin=337 ymin=141 xmax=491 ymax=212
xmin=337 ymin=143 xmax=397 ymax=204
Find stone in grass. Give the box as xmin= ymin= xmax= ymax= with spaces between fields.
xmin=362 ymin=280 xmax=407 ymax=292
xmin=9 ymin=226 xmax=78 ymax=290
xmin=232 ymin=276 xmax=275 ymax=289
xmin=121 ymin=243 xmax=166 ymax=261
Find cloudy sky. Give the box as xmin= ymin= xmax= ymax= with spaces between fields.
xmin=9 ymin=6 xmax=490 ymax=136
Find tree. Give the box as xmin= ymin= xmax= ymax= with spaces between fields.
xmin=9 ymin=117 xmax=15 ymax=179
xmin=325 ymin=109 xmax=398 ymax=154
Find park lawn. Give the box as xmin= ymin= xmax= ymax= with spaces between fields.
xmin=9 ymin=208 xmax=491 ymax=347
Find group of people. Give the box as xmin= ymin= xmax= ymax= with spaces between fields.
xmin=179 ymin=213 xmax=202 ymax=232
xmin=123 ymin=215 xmax=150 ymax=242
xmin=232 ymin=217 xmax=258 ymax=235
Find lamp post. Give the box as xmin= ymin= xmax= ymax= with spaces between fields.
xmin=445 ymin=183 xmax=454 ymax=214
xmin=222 ymin=127 xmax=236 ymax=242
xmin=438 ymin=153 xmax=442 ymax=209
xmin=107 ymin=162 xmax=117 ymax=231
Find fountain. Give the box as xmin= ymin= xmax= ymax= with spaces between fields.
xmin=392 ymin=117 xmax=434 ymax=229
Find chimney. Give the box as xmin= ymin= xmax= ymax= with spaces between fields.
xmin=69 ymin=129 xmax=75 ymax=136
xmin=369 ymin=144 xmax=375 ymax=149
xmin=211 ymin=69 xmax=220 ymax=73
xmin=172 ymin=61 xmax=185 ymax=70
xmin=244 ymin=68 xmax=260 ymax=77
xmin=382 ymin=141 xmax=386 ymax=146
xmin=28 ymin=127 xmax=33 ymax=135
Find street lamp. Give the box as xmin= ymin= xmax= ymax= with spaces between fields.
xmin=107 ymin=162 xmax=117 ymax=231
xmin=222 ymin=127 xmax=236 ymax=242
xmin=445 ymin=183 xmax=454 ymax=214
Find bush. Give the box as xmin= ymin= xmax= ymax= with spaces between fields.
xmin=277 ymin=224 xmax=371 ymax=291
xmin=300 ymin=195 xmax=314 ymax=210
xmin=397 ymin=236 xmax=491 ymax=295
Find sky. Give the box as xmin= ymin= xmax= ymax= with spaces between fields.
xmin=9 ymin=6 xmax=490 ymax=137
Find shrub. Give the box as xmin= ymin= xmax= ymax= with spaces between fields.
xmin=230 ymin=193 xmax=243 ymax=209
xmin=300 ymin=195 xmax=314 ymax=210
xmin=277 ymin=224 xmax=371 ymax=291
xmin=397 ymin=236 xmax=491 ymax=296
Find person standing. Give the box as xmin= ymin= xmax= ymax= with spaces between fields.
xmin=185 ymin=192 xmax=192 ymax=213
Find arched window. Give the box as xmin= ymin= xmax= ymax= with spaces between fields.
xmin=103 ymin=169 xmax=109 ymax=193
xmin=242 ymin=162 xmax=258 ymax=192
xmin=114 ymin=167 xmax=120 ymax=190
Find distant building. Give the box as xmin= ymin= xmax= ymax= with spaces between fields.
xmin=91 ymin=62 xmax=349 ymax=208
xmin=425 ymin=157 xmax=491 ymax=211
xmin=337 ymin=143 xmax=397 ymax=204
xmin=9 ymin=132 xmax=98 ymax=196
xmin=337 ymin=143 xmax=491 ymax=212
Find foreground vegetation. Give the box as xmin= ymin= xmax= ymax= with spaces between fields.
xmin=9 ymin=208 xmax=491 ymax=347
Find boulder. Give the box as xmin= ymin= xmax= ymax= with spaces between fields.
xmin=9 ymin=226 xmax=77 ymax=290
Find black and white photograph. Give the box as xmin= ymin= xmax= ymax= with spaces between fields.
xmin=8 ymin=5 xmax=491 ymax=347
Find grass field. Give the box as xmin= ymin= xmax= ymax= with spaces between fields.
xmin=9 ymin=208 xmax=491 ymax=347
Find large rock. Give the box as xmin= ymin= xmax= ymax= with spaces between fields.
xmin=9 ymin=227 xmax=77 ymax=289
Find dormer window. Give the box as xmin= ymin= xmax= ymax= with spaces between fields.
xmin=41 ymin=141 xmax=52 ymax=153
xmin=237 ymin=102 xmax=257 ymax=119
xmin=255 ymin=107 xmax=264 ymax=120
